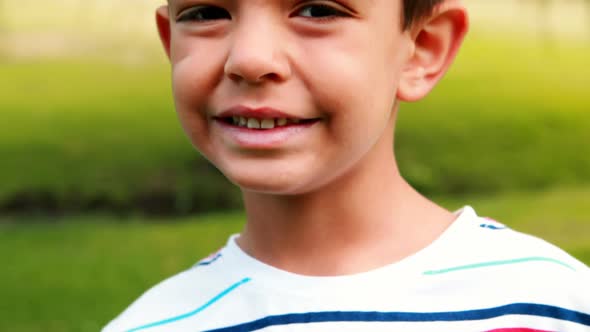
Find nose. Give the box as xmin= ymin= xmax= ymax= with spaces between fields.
xmin=224 ymin=19 xmax=291 ymax=84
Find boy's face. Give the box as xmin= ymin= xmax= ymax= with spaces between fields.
xmin=159 ymin=0 xmax=414 ymax=194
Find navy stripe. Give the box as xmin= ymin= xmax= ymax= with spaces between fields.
xmin=479 ymin=223 xmax=507 ymax=230
xmin=195 ymin=253 xmax=222 ymax=267
xmin=204 ymin=303 xmax=590 ymax=332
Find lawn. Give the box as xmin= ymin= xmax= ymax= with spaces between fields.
xmin=1 ymin=186 xmax=589 ymax=332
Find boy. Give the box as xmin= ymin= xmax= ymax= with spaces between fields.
xmin=104 ymin=0 xmax=590 ymax=331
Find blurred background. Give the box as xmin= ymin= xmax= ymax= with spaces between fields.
xmin=0 ymin=0 xmax=589 ymax=331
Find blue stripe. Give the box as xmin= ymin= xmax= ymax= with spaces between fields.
xmin=479 ymin=223 xmax=507 ymax=230
xmin=196 ymin=253 xmax=223 ymax=267
xmin=204 ymin=303 xmax=590 ymax=332
xmin=423 ymin=256 xmax=576 ymax=275
xmin=126 ymin=278 xmax=251 ymax=332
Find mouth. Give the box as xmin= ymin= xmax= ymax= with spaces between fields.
xmin=214 ymin=116 xmax=320 ymax=130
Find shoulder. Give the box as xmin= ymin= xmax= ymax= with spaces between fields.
xmin=448 ymin=209 xmax=588 ymax=273
xmin=102 ymin=249 xmax=244 ymax=332
xmin=425 ymin=207 xmax=590 ymax=316
xmin=436 ymin=207 xmax=587 ymax=269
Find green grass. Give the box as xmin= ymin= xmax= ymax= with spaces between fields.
xmin=1 ymin=186 xmax=589 ymax=332
xmin=0 ymin=212 xmax=245 ymax=332
xmin=439 ymin=187 xmax=590 ymax=256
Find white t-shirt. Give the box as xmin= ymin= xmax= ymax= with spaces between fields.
xmin=103 ymin=207 xmax=590 ymax=332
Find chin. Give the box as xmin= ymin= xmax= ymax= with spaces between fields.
xmin=211 ymin=151 xmax=339 ymax=196
xmin=222 ymin=167 xmax=314 ymax=196
xmin=229 ymin=174 xmax=300 ymax=195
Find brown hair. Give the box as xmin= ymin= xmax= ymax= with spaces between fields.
xmin=403 ymin=0 xmax=445 ymax=29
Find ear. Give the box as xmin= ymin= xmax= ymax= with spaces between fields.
xmin=156 ymin=5 xmax=172 ymax=60
xmin=397 ymin=0 xmax=468 ymax=102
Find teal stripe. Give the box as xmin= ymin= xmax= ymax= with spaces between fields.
xmin=126 ymin=277 xmax=251 ymax=332
xmin=423 ymin=256 xmax=576 ymax=275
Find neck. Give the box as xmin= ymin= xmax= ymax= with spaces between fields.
xmin=236 ymin=117 xmax=455 ymax=276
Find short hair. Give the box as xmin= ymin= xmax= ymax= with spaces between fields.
xmin=403 ymin=0 xmax=444 ymax=29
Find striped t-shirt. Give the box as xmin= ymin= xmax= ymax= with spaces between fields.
xmin=103 ymin=206 xmax=590 ymax=331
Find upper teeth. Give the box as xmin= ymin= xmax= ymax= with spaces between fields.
xmin=232 ymin=117 xmax=299 ymax=129
xmin=260 ymin=119 xmax=275 ymax=129
xmin=247 ymin=118 xmax=260 ymax=129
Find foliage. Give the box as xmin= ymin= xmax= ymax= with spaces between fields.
xmin=397 ymin=33 xmax=590 ymax=195
xmin=0 ymin=59 xmax=240 ymax=214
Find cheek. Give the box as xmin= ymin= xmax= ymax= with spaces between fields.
xmin=170 ymin=39 xmax=225 ymax=156
xmin=171 ymin=37 xmax=224 ymax=109
xmin=301 ymin=41 xmax=397 ymax=145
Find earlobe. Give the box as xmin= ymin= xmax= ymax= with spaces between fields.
xmin=397 ymin=1 xmax=468 ymax=102
xmin=156 ymin=6 xmax=172 ymax=60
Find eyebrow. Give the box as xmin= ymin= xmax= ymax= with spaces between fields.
xmin=166 ymin=0 xmax=371 ymax=10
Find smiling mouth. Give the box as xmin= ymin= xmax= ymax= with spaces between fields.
xmin=215 ymin=116 xmax=320 ymax=130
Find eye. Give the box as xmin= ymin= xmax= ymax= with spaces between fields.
xmin=177 ymin=5 xmax=231 ymax=22
xmin=294 ymin=3 xmax=349 ymax=20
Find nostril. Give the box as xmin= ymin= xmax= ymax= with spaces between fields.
xmin=227 ymin=72 xmax=242 ymax=82
xmin=260 ymin=72 xmax=281 ymax=82
xmin=226 ymin=71 xmax=279 ymax=84
xmin=224 ymin=54 xmax=290 ymax=84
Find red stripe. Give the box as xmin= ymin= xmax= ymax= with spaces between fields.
xmin=486 ymin=329 xmax=554 ymax=332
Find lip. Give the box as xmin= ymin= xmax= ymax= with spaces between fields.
xmin=212 ymin=105 xmax=321 ymax=149
xmin=212 ymin=115 xmax=319 ymax=150
xmin=216 ymin=105 xmax=304 ymax=120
